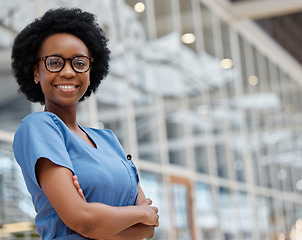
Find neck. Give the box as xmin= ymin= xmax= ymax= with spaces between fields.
xmin=44 ymin=104 xmax=79 ymax=131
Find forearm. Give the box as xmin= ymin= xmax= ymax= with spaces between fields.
xmin=98 ymin=224 xmax=155 ymax=240
xmin=78 ymin=203 xmax=148 ymax=239
xmin=78 ymin=198 xmax=158 ymax=239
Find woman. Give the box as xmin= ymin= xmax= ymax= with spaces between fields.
xmin=12 ymin=8 xmax=159 ymax=240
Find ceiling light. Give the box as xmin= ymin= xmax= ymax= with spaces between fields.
xmin=134 ymin=2 xmax=145 ymax=13
xmin=181 ymin=33 xmax=196 ymax=44
xmin=248 ymin=75 xmax=259 ymax=86
xmin=220 ymin=58 xmax=233 ymax=69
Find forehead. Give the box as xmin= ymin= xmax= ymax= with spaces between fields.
xmin=39 ymin=33 xmax=89 ymax=56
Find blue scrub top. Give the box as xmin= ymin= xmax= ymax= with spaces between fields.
xmin=13 ymin=112 xmax=139 ymax=240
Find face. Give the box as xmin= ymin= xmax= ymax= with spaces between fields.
xmin=34 ymin=33 xmax=91 ymax=110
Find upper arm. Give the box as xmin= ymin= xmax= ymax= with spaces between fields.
xmin=35 ymin=157 xmax=88 ymax=233
xmin=14 ymin=113 xmax=73 ymax=188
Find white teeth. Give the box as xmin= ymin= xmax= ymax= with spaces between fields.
xmin=57 ymin=85 xmax=76 ymax=89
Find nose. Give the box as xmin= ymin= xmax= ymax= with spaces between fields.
xmin=59 ymin=61 xmax=76 ymax=78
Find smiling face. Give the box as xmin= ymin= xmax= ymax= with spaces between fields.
xmin=34 ymin=33 xmax=91 ymax=111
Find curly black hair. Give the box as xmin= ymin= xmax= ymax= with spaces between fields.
xmin=11 ymin=8 xmax=110 ymax=104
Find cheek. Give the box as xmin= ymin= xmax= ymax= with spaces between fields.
xmin=36 ymin=67 xmax=50 ymax=82
xmin=38 ymin=74 xmax=55 ymax=94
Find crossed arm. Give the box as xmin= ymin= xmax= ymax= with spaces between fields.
xmin=73 ymin=175 xmax=157 ymax=240
xmin=36 ymin=158 xmax=159 ymax=240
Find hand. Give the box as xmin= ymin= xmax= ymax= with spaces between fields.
xmin=72 ymin=175 xmax=86 ymax=202
xmin=72 ymin=175 xmax=91 ymax=238
xmin=138 ymin=198 xmax=159 ymax=227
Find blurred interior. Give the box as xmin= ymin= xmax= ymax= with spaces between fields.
xmin=1 ymin=0 xmax=302 ymax=239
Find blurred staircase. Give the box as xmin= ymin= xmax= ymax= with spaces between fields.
xmin=0 ymin=147 xmax=39 ymax=239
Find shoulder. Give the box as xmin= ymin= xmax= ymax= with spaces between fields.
xmin=20 ymin=111 xmax=58 ymax=125
xmin=14 ymin=112 xmax=65 ymax=143
xmin=17 ymin=112 xmax=63 ymax=131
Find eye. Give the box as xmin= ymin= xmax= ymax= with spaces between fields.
xmin=73 ymin=57 xmax=88 ymax=69
xmin=47 ymin=57 xmax=63 ymax=67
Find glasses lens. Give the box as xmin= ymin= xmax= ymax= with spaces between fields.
xmin=72 ymin=57 xmax=90 ymax=73
xmin=45 ymin=56 xmax=64 ymax=72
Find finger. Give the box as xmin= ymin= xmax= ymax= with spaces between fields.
xmin=156 ymin=213 xmax=159 ymax=227
xmin=78 ymin=189 xmax=86 ymax=202
xmin=74 ymin=182 xmax=86 ymax=201
xmin=145 ymin=198 xmax=152 ymax=205
xmin=72 ymin=176 xmax=86 ymax=201
xmin=154 ymin=215 xmax=159 ymax=227
xmin=151 ymin=206 xmax=158 ymax=213
xmin=73 ymin=176 xmax=80 ymax=190
xmin=73 ymin=180 xmax=81 ymax=191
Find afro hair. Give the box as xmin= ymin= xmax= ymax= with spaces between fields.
xmin=11 ymin=7 xmax=110 ymax=104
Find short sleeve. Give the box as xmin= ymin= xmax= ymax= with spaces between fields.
xmin=13 ymin=113 xmax=74 ymax=187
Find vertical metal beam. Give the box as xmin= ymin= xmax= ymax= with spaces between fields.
xmin=31 ymin=0 xmax=45 ymax=113
xmin=145 ymin=0 xmax=170 ymax=167
xmin=191 ymin=0 xmax=205 ymax=53
xmin=229 ymin=27 xmax=259 ymax=240
xmin=116 ymin=0 xmax=139 ymax=157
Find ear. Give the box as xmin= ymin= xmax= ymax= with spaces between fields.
xmin=33 ymin=65 xmax=39 ymax=84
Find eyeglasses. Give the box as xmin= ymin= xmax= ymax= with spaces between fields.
xmin=38 ymin=55 xmax=94 ymax=73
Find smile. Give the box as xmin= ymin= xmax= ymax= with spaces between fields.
xmin=55 ymin=85 xmax=79 ymax=92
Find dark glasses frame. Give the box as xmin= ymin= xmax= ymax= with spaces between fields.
xmin=38 ymin=55 xmax=94 ymax=73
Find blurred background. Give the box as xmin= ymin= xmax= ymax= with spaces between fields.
xmin=1 ymin=0 xmax=302 ymax=239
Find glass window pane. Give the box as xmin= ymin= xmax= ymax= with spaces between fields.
xmin=0 ymin=141 xmax=36 ymax=228
xmin=194 ymin=145 xmax=209 ymax=174
xmin=236 ymin=191 xmax=253 ymax=238
xmin=195 ymin=182 xmax=218 ymax=239
xmin=139 ymin=171 xmax=170 ymax=239
xmin=171 ymin=182 xmax=192 ymax=240
xmin=136 ymin=114 xmax=161 ymax=163
xmin=256 ymin=196 xmax=270 ymax=239
xmin=218 ymin=187 xmax=237 ymax=239
xmin=215 ymin=144 xmax=228 ymax=178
